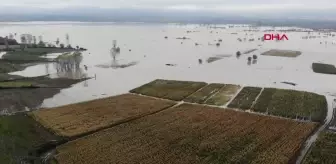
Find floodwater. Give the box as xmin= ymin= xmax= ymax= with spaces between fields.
xmin=1 ymin=22 xmax=336 ymax=108
xmin=0 ymin=52 xmax=6 ymax=58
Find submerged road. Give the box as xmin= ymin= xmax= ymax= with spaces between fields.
xmin=295 ymin=95 xmax=335 ymax=164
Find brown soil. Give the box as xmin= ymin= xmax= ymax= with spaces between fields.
xmin=31 ymin=94 xmax=176 ymax=137
xmin=54 ymin=103 xmax=317 ymax=164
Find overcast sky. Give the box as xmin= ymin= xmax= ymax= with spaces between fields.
xmin=3 ymin=0 xmax=336 ymax=11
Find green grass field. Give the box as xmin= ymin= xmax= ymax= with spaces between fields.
xmin=0 ymin=114 xmax=60 ymax=164
xmin=205 ymin=84 xmax=241 ymax=106
xmin=228 ymin=87 xmax=262 ymax=110
xmin=183 ymin=83 xmax=225 ymax=104
xmin=303 ymin=132 xmax=336 ymax=164
xmin=0 ymin=81 xmax=34 ymax=88
xmin=252 ymin=88 xmax=327 ymax=122
xmin=130 ymin=79 xmax=207 ymax=101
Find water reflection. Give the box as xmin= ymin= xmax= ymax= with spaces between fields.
xmin=252 ymin=60 xmax=258 ymax=64
xmin=53 ymin=52 xmax=88 ymax=82
xmin=96 ymin=41 xmax=138 ymax=69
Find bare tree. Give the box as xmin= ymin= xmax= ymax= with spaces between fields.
xmin=66 ymin=34 xmax=70 ymax=46
xmin=33 ymin=36 xmax=37 ymax=45
xmin=56 ymin=38 xmax=60 ymax=46
xmin=38 ymin=36 xmax=43 ymax=43
xmin=110 ymin=40 xmax=120 ymax=67
xmin=4 ymin=36 xmax=9 ymax=49
xmin=26 ymin=34 xmax=33 ymax=45
xmin=8 ymin=34 xmax=14 ymax=40
xmin=20 ymin=35 xmax=27 ymax=50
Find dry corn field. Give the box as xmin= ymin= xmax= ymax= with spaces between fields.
xmin=54 ymin=103 xmax=317 ymax=164
xmin=31 ymin=94 xmax=175 ymax=137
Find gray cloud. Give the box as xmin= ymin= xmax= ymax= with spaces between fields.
xmin=3 ymin=0 xmax=336 ymax=10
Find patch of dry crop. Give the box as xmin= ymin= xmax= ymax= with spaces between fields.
xmin=31 ymin=94 xmax=175 ymax=137
xmin=205 ymin=84 xmax=241 ymax=106
xmin=55 ymin=104 xmax=317 ymax=164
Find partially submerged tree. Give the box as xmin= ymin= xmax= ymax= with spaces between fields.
xmin=66 ymin=34 xmax=70 ymax=46
xmin=248 ymin=57 xmax=252 ymax=62
xmin=33 ymin=36 xmax=37 ymax=45
xmin=56 ymin=38 xmax=60 ymax=46
xmin=60 ymin=43 xmax=65 ymax=48
xmin=236 ymin=51 xmax=241 ymax=58
xmin=253 ymin=55 xmax=258 ymax=60
xmin=198 ymin=59 xmax=203 ymax=64
xmin=38 ymin=36 xmax=43 ymax=43
xmin=38 ymin=41 xmax=46 ymax=47
xmin=26 ymin=34 xmax=33 ymax=45
xmin=8 ymin=34 xmax=14 ymax=40
xmin=4 ymin=36 xmax=9 ymax=49
xmin=20 ymin=35 xmax=27 ymax=50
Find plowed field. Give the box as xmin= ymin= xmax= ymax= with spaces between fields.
xmin=54 ymin=104 xmax=317 ymax=164
xmin=31 ymin=94 xmax=175 ymax=137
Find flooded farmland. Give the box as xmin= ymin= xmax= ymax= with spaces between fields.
xmin=1 ymin=22 xmax=336 ymax=108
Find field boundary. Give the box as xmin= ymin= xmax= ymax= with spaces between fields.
xmin=31 ymin=99 xmax=178 ymax=161
xmin=183 ymin=83 xmax=211 ymax=100
xmin=222 ymin=85 xmax=244 ymax=108
xmin=203 ymin=84 xmax=227 ymax=104
xmin=250 ymin=88 xmax=265 ymax=110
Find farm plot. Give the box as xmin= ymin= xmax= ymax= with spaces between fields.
xmin=303 ymin=132 xmax=336 ymax=164
xmin=261 ymin=49 xmax=302 ymax=57
xmin=0 ymin=114 xmax=60 ymax=164
xmin=130 ymin=79 xmax=207 ymax=101
xmin=54 ymin=104 xmax=317 ymax=164
xmin=312 ymin=63 xmax=336 ymax=75
xmin=243 ymin=49 xmax=258 ymax=54
xmin=204 ymin=84 xmax=241 ymax=106
xmin=228 ymin=87 xmax=262 ymax=110
xmin=31 ymin=94 xmax=175 ymax=137
xmin=183 ymin=83 xmax=224 ymax=104
xmin=252 ymin=88 xmax=327 ymax=122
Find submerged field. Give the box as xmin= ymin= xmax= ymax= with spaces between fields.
xmin=31 ymin=94 xmax=175 ymax=137
xmin=312 ymin=63 xmax=336 ymax=75
xmin=261 ymin=49 xmax=302 ymax=57
xmin=303 ymin=132 xmax=336 ymax=164
xmin=54 ymin=103 xmax=317 ymax=164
